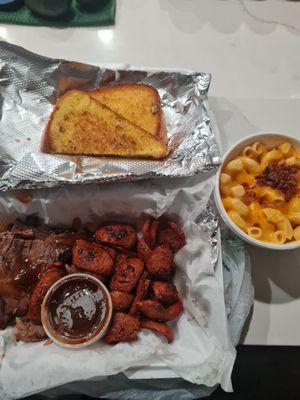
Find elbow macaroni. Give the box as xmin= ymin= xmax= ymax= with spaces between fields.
xmin=222 ymin=197 xmax=249 ymax=217
xmin=247 ymin=226 xmax=262 ymax=239
xmin=231 ymin=185 xmax=245 ymax=198
xmin=221 ymin=141 xmax=300 ymax=244
xmin=227 ymin=210 xmax=248 ymax=230
xmin=260 ymin=149 xmax=283 ymax=169
xmin=225 ymin=158 xmax=243 ymax=173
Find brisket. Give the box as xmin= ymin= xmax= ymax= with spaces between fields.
xmin=0 ymin=221 xmax=85 ymax=330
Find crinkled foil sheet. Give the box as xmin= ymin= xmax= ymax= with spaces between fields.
xmin=0 ymin=41 xmax=221 ymax=191
xmin=196 ymin=202 xmax=220 ymax=266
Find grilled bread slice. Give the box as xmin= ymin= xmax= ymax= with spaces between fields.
xmin=90 ymin=84 xmax=163 ymax=139
xmin=42 ymin=90 xmax=168 ymax=159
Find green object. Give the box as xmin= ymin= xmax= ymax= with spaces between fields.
xmin=0 ymin=0 xmax=115 ymax=27
xmin=77 ymin=0 xmax=105 ymax=13
xmin=25 ymin=0 xmax=72 ymax=18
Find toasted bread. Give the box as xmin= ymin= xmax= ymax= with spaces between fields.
xmin=90 ymin=84 xmax=163 ymax=139
xmin=42 ymin=90 xmax=168 ymax=159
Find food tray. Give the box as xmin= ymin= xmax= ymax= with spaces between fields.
xmin=0 ymin=177 xmax=238 ymax=399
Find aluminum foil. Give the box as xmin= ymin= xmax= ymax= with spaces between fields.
xmin=0 ymin=41 xmax=221 ymax=191
xmin=196 ymin=201 xmax=220 ymax=266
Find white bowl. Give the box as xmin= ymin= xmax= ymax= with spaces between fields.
xmin=214 ymin=132 xmax=300 ymax=250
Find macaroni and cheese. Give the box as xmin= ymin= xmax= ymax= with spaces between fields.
xmin=220 ymin=141 xmax=300 ymax=244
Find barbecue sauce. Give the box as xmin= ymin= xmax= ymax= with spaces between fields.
xmin=13 ymin=259 xmax=47 ymax=292
xmin=11 ymin=232 xmax=86 ymax=292
xmin=46 ymin=275 xmax=109 ymax=342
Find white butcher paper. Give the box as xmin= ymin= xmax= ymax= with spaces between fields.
xmin=0 ymin=175 xmax=236 ymax=399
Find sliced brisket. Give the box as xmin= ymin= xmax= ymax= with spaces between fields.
xmin=0 ymin=221 xmax=85 ymax=331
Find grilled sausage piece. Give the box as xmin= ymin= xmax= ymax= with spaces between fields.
xmin=158 ymin=221 xmax=185 ymax=253
xmin=129 ymin=271 xmax=151 ymax=316
xmin=110 ymin=257 xmax=144 ymax=293
xmin=141 ymin=219 xmax=160 ymax=248
xmin=137 ymin=237 xmax=153 ymax=263
xmin=72 ymin=239 xmax=114 ymax=276
xmin=137 ymin=299 xmax=183 ymax=322
xmin=110 ymin=291 xmax=134 ymax=312
xmin=28 ymin=268 xmax=65 ymax=322
xmin=95 ymin=224 xmax=137 ymax=249
xmin=151 ymin=281 xmax=179 ymax=306
xmin=141 ymin=319 xmax=174 ymax=343
xmin=146 ymin=245 xmax=173 ymax=279
xmin=104 ymin=312 xmax=140 ymax=344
